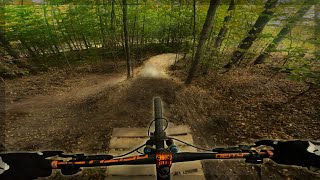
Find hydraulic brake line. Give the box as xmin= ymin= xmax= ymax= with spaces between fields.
xmin=147 ymin=118 xmax=169 ymax=136
xmin=111 ymin=136 xmax=212 ymax=159
xmin=113 ymin=144 xmax=146 ymax=158
xmin=168 ymin=137 xmax=212 ymax=152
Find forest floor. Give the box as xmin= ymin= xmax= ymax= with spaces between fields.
xmin=3 ymin=53 xmax=320 ymax=179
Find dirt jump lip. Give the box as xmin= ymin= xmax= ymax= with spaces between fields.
xmin=136 ymin=53 xmax=182 ymax=79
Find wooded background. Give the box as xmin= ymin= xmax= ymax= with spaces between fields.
xmin=0 ymin=0 xmax=319 ymax=85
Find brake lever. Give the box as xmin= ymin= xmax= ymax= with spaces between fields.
xmin=212 ymin=145 xmax=251 ymax=153
xmin=57 ymin=154 xmax=114 ymax=175
xmin=42 ymin=151 xmax=114 ymax=160
xmin=212 ymin=145 xmax=267 ymax=164
xmin=245 ymin=150 xmax=267 ymax=164
xmin=246 ymin=145 xmax=273 ymax=164
xmin=41 ymin=151 xmax=64 ymax=158
xmin=74 ymin=154 xmax=114 ymax=161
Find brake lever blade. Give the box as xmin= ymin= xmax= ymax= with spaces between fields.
xmin=212 ymin=148 xmax=241 ymax=153
xmin=64 ymin=154 xmax=114 ymax=161
xmin=80 ymin=155 xmax=114 ymax=160
xmin=212 ymin=145 xmax=251 ymax=153
xmin=42 ymin=151 xmax=114 ymax=160
xmin=41 ymin=151 xmax=64 ymax=158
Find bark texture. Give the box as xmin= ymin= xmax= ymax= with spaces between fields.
xmin=225 ymin=0 xmax=279 ymax=68
xmin=185 ymin=0 xmax=220 ymax=85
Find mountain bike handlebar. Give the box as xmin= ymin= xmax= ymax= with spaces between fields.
xmin=50 ymin=150 xmax=273 ymax=169
xmin=1 ymin=98 xmax=319 ymax=180
xmin=47 ymin=98 xmax=274 ymax=179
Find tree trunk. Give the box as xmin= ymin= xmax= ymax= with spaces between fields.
xmin=69 ymin=17 xmax=82 ymax=51
xmin=50 ymin=6 xmax=64 ymax=55
xmin=254 ymin=0 xmax=314 ymax=64
xmin=57 ymin=7 xmax=80 ymax=53
xmin=110 ymin=0 xmax=116 ymax=49
xmin=185 ymin=0 xmax=220 ymax=85
xmin=214 ymin=0 xmax=235 ymax=49
xmin=225 ymin=0 xmax=279 ymax=68
xmin=111 ymin=0 xmax=115 ymax=33
xmin=55 ymin=7 xmax=74 ymax=52
xmin=96 ymin=0 xmax=107 ymax=48
xmin=122 ymin=0 xmax=132 ymax=78
xmin=191 ymin=0 xmax=196 ymax=61
xmin=141 ymin=14 xmax=145 ymax=46
xmin=203 ymin=0 xmax=235 ymax=74
xmin=315 ymin=3 xmax=320 ymax=60
xmin=135 ymin=17 xmax=139 ymax=48
xmin=42 ymin=5 xmax=58 ymax=55
xmin=75 ymin=16 xmax=90 ymax=49
xmin=20 ymin=39 xmax=37 ymax=57
xmin=48 ymin=5 xmax=61 ymax=55
xmin=132 ymin=15 xmax=137 ymax=48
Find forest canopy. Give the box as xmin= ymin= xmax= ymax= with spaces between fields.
xmin=0 ymin=0 xmax=319 ymax=85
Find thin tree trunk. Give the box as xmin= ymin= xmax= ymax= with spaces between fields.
xmin=76 ymin=16 xmax=90 ymax=49
xmin=53 ymin=5 xmax=73 ymax=52
xmin=37 ymin=45 xmax=46 ymax=55
xmin=110 ymin=0 xmax=116 ymax=48
xmin=57 ymin=8 xmax=80 ymax=53
xmin=110 ymin=0 xmax=119 ymax=67
xmin=202 ymin=0 xmax=236 ymax=75
xmin=42 ymin=5 xmax=58 ymax=55
xmin=141 ymin=14 xmax=145 ymax=46
xmin=167 ymin=16 xmax=171 ymax=46
xmin=20 ymin=39 xmax=37 ymax=57
xmin=185 ymin=0 xmax=220 ymax=85
xmin=31 ymin=45 xmax=41 ymax=56
xmin=225 ymin=0 xmax=279 ymax=68
xmin=69 ymin=16 xmax=82 ymax=50
xmin=254 ymin=0 xmax=314 ymax=64
xmin=176 ymin=0 xmax=183 ymax=51
xmin=132 ymin=15 xmax=137 ymax=48
xmin=81 ymin=33 xmax=90 ymax=49
xmin=69 ymin=5 xmax=85 ymax=50
xmin=96 ymin=1 xmax=107 ymax=48
xmin=122 ymin=0 xmax=132 ymax=78
xmin=214 ymin=0 xmax=235 ymax=49
xmin=50 ymin=5 xmax=64 ymax=54
xmin=135 ymin=0 xmax=140 ymax=48
xmin=192 ymin=0 xmax=196 ymax=61
xmin=314 ymin=3 xmax=320 ymax=60
xmin=32 ymin=4 xmax=49 ymax=56
xmin=48 ymin=5 xmax=60 ymax=55
xmin=135 ymin=18 xmax=139 ymax=47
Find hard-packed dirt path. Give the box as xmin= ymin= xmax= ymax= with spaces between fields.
xmin=5 ymin=73 xmax=126 ymax=151
xmin=4 ymin=53 xmax=181 ymax=152
xmin=4 ymin=53 xmax=320 ymax=179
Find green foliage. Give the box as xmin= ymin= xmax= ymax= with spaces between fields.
xmin=0 ymin=0 xmax=318 ymax=84
xmin=285 ymin=65 xmax=320 ymax=84
xmin=283 ymin=47 xmax=320 ymax=84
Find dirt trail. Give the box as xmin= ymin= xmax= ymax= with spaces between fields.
xmin=7 ymin=74 xmax=126 ymax=111
xmin=137 ymin=53 xmax=180 ymax=78
xmin=7 ymin=53 xmax=180 ymax=111
xmin=4 ymin=53 xmax=320 ymax=179
xmin=4 ymin=53 xmax=181 ymax=152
